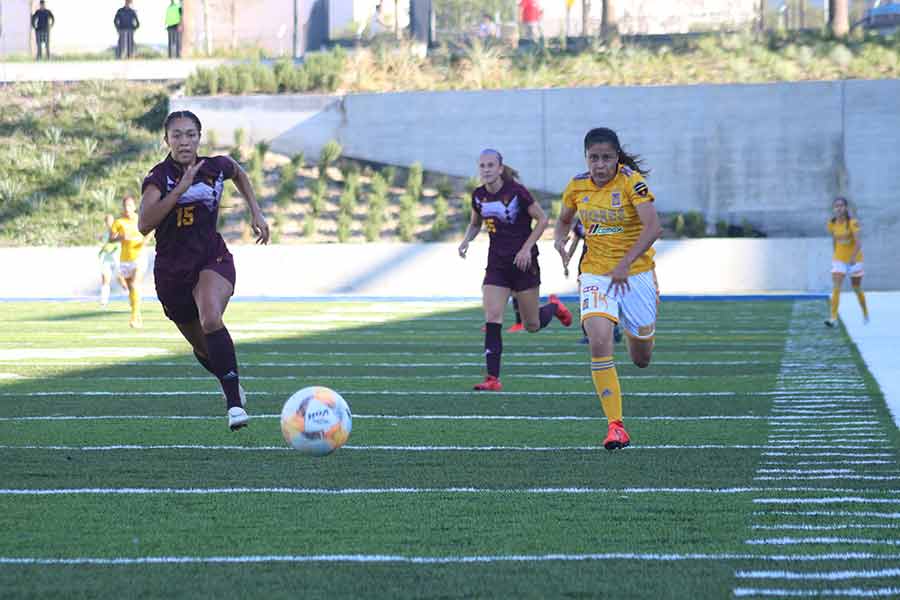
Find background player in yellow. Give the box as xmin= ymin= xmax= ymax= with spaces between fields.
xmin=554 ymin=127 xmax=662 ymax=450
xmin=825 ymin=196 xmax=868 ymax=327
xmin=110 ymin=195 xmax=148 ymax=328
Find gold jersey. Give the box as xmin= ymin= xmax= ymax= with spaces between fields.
xmin=562 ymin=164 xmax=656 ymax=276
xmin=111 ymin=214 xmax=145 ymax=263
xmin=827 ymin=218 xmax=863 ymax=263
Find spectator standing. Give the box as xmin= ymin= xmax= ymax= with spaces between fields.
xmin=519 ymin=0 xmax=542 ymax=40
xmin=478 ymin=13 xmax=499 ymax=40
xmin=114 ymin=0 xmax=140 ymax=59
xmin=166 ymin=0 xmax=183 ymax=59
xmin=31 ymin=1 xmax=55 ymax=61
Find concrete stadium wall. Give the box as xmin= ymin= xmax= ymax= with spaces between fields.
xmin=172 ymin=79 xmax=900 ymax=290
xmin=0 ymin=239 xmax=834 ymax=300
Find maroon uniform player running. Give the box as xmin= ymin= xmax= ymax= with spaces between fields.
xmin=138 ymin=110 xmax=270 ymax=430
xmin=458 ymin=149 xmax=572 ymax=391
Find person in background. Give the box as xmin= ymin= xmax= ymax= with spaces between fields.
xmin=478 ymin=13 xmax=500 ymax=40
xmin=31 ymin=1 xmax=55 ymax=61
xmin=166 ymin=0 xmax=183 ymax=59
xmin=109 ymin=196 xmax=148 ymax=328
xmin=825 ymin=196 xmax=868 ymax=327
xmin=114 ymin=0 xmax=140 ymax=59
xmin=519 ymin=0 xmax=542 ymax=40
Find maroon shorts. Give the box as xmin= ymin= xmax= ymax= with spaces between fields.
xmin=483 ymin=259 xmax=541 ymax=292
xmin=154 ymin=254 xmax=236 ymax=324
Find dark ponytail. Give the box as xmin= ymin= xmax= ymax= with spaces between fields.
xmin=584 ymin=127 xmax=648 ymax=175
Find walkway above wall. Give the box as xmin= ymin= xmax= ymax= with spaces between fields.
xmin=0 ymin=59 xmax=228 ymax=83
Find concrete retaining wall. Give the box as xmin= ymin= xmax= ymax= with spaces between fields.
xmin=0 ymin=238 xmax=836 ymax=300
xmin=172 ymin=79 xmax=900 ymax=289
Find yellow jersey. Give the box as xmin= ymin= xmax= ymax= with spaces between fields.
xmin=111 ymin=214 xmax=145 ymax=263
xmin=562 ymin=164 xmax=656 ymax=276
xmin=827 ymin=218 xmax=862 ymax=263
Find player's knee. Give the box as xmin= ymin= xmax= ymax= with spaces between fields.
xmin=199 ymin=314 xmax=224 ymax=333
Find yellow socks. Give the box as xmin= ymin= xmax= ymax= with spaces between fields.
xmin=128 ymin=286 xmax=141 ymax=321
xmin=853 ymin=286 xmax=868 ymax=319
xmin=830 ymin=287 xmax=840 ymax=321
xmin=591 ymin=356 xmax=622 ymax=423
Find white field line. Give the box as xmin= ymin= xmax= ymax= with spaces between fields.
xmin=763 ymin=453 xmax=892 ymax=458
xmin=0 ymin=390 xmax=875 ymax=400
xmin=736 ymin=568 xmax=900 ymax=580
xmin=1 ymin=553 xmax=899 ymax=566
xmin=755 ymin=499 xmax=900 ymax=506
xmin=0 ymin=486 xmax=890 ymax=496
xmin=0 ymin=443 xmax=842 ymax=452
xmin=733 ymin=587 xmax=900 ymax=597
xmin=756 ymin=469 xmax=886 ymax=475
xmin=752 ymin=512 xmax=900 ymax=519
xmin=746 ymin=538 xmax=900 ymax=546
xmin=0 ymin=414 xmax=775 ymax=423
xmin=761 ymin=461 xmax=897 ymax=466
xmin=754 ymin=476 xmax=900 ymax=482
xmin=751 ymin=525 xmax=900 ymax=531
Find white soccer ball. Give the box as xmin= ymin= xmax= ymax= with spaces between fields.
xmin=280 ymin=386 xmax=352 ymax=456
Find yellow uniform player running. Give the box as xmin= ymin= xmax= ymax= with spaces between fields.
xmin=110 ymin=195 xmax=147 ymax=328
xmin=554 ymin=127 xmax=662 ymax=450
xmin=825 ymin=196 xmax=868 ymax=327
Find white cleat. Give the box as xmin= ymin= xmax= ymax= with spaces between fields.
xmin=228 ymin=407 xmax=249 ymax=431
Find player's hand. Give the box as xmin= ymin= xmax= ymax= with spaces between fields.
xmin=178 ymin=159 xmax=205 ymax=191
xmin=458 ymin=239 xmax=469 ymax=259
xmin=606 ymin=261 xmax=631 ymax=297
xmin=251 ymin=210 xmax=270 ymax=244
xmin=554 ymin=236 xmax=568 ymax=259
xmin=514 ymin=246 xmax=533 ymax=271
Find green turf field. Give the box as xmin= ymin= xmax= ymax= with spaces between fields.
xmin=0 ymin=299 xmax=898 ymax=599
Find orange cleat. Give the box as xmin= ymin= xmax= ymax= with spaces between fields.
xmin=507 ymin=322 xmax=525 ymax=333
xmin=603 ymin=420 xmax=631 ymax=450
xmin=473 ymin=375 xmax=503 ymax=391
xmin=548 ymin=294 xmax=573 ymax=327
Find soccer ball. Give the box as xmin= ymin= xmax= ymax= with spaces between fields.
xmin=280 ymin=386 xmax=352 ymax=456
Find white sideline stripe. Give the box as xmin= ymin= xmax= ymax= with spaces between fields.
xmin=747 ymin=538 xmax=900 ymax=546
xmin=755 ymin=499 xmax=900 ymax=506
xmin=733 ymin=587 xmax=900 ymax=597
xmin=757 ymin=469 xmax=875 ymax=474
xmin=752 ymin=511 xmax=900 ymax=519
xmin=735 ymin=568 xmax=900 ymax=580
xmin=762 ymin=461 xmax=896 ymax=466
xmin=752 ymin=525 xmax=900 ymax=531
xmin=2 ymin=553 xmax=900 ymax=566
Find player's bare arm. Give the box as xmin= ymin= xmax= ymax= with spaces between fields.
xmin=554 ymin=204 xmax=577 ymax=260
xmin=138 ymin=160 xmax=205 ymax=235
xmin=458 ymin=210 xmax=483 ymax=258
xmin=513 ymin=201 xmax=548 ymax=271
xmin=228 ymin=157 xmax=270 ymax=245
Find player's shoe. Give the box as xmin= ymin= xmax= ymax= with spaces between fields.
xmin=473 ymin=375 xmax=503 ymax=391
xmin=578 ymin=336 xmax=589 ymax=344
xmin=603 ymin=420 xmax=630 ymax=450
xmin=548 ymin=294 xmax=573 ymax=327
xmin=227 ymin=407 xmax=249 ymax=431
xmin=824 ymin=319 xmax=837 ymax=328
xmin=128 ymin=316 xmax=143 ymax=329
xmin=507 ymin=322 xmax=524 ymax=333
xmin=613 ymin=324 xmax=622 ymax=343
xmin=863 ymin=314 xmax=870 ymax=325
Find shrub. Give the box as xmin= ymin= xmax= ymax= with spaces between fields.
xmin=338 ymin=187 xmax=356 ymax=215
xmin=318 ymin=140 xmax=342 ymax=178
xmin=290 ymin=152 xmax=305 ymax=169
xmin=406 ymin=161 xmax=423 ymax=200
xmin=382 ymin=166 xmax=396 ymax=186
xmin=435 ymin=176 xmax=454 ymax=198
xmin=336 ymin=211 xmax=352 ymax=242
xmin=398 ymin=193 xmax=417 ymax=242
xmin=431 ymin=195 xmax=449 ymax=238
xmin=364 ymin=211 xmax=382 ymax=242
xmin=303 ymin=212 xmax=316 ymax=237
xmin=682 ymin=211 xmax=706 ymax=237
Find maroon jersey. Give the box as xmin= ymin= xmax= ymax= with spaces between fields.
xmin=472 ymin=179 xmax=539 ymax=264
xmin=142 ymin=154 xmax=235 ymax=280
